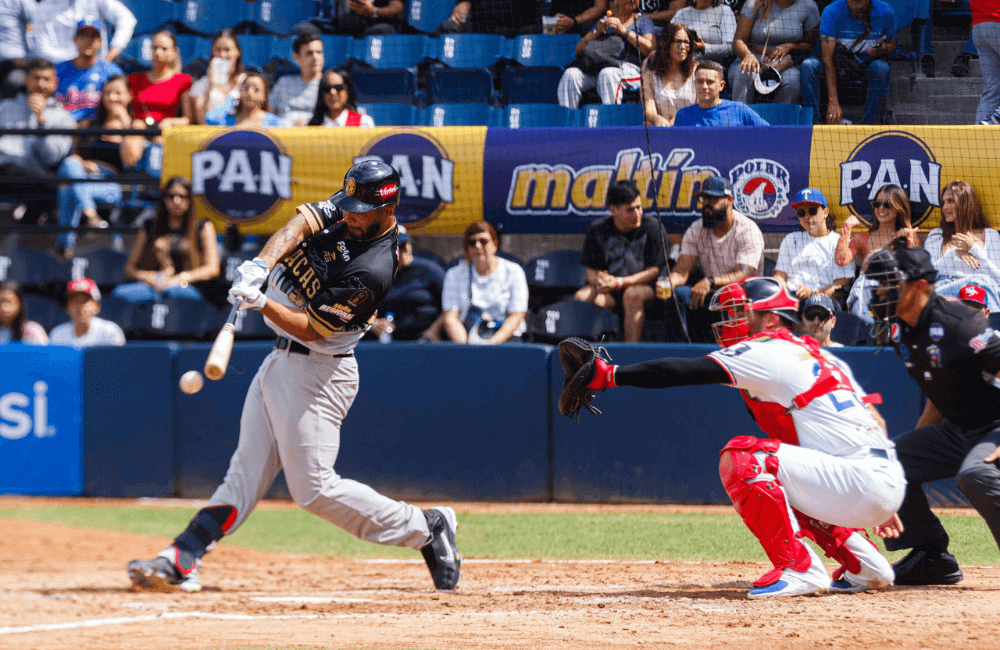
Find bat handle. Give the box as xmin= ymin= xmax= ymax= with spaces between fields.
xmin=225 ymin=298 xmax=243 ymax=325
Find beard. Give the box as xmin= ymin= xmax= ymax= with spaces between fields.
xmin=702 ymin=206 xmax=727 ymax=228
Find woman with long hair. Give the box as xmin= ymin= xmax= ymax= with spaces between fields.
xmin=205 ymin=71 xmax=280 ymax=127
xmin=0 ymin=281 xmax=49 ymax=344
xmin=113 ymin=176 xmax=220 ymax=303
xmin=835 ymin=183 xmax=920 ymax=267
xmin=185 ymin=29 xmax=246 ymax=125
xmin=127 ymin=30 xmax=192 ymax=128
xmin=641 ymin=23 xmax=701 ymax=126
xmin=307 ymin=68 xmax=374 ymax=128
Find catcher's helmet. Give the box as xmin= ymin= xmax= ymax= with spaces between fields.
xmin=329 ymin=159 xmax=401 ymax=214
xmin=708 ymin=277 xmax=801 ymax=348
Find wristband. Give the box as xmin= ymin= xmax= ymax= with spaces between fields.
xmin=707 ymin=276 xmax=715 ymax=290
xmin=252 ymin=257 xmax=270 ymax=272
xmin=616 ymin=277 xmax=623 ymax=290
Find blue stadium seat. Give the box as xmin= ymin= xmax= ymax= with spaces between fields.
xmin=119 ymin=35 xmax=154 ymax=72
xmin=357 ymin=103 xmax=417 ymax=126
xmin=21 ymin=294 xmax=64 ymax=333
xmin=98 ymin=294 xmax=133 ymax=334
xmin=228 ymin=307 xmax=276 ymax=340
xmin=3 ymin=248 xmax=56 ymax=288
xmin=434 ymin=34 xmax=505 ymax=69
xmin=748 ymin=103 xmax=813 ymax=125
xmin=57 ymin=249 xmax=129 ymax=287
xmin=422 ymin=103 xmax=492 ymax=126
xmin=177 ymin=0 xmax=250 ymax=35
xmin=427 ymin=68 xmax=494 ymax=105
xmin=493 ymin=103 xmax=573 ymax=128
xmin=240 ymin=34 xmax=276 ymax=70
xmin=523 ymin=249 xmax=586 ymax=293
xmin=176 ymin=34 xmax=212 ymax=66
xmin=830 ymin=311 xmax=872 ymax=346
xmin=123 ymin=0 xmax=178 ymax=35
xmin=575 ymin=103 xmax=643 ymax=127
xmin=247 ymin=0 xmax=316 ymax=35
xmin=509 ymin=34 xmax=580 ymax=67
xmin=130 ymin=298 xmax=218 ymax=340
xmin=354 ymin=35 xmax=430 ymax=70
xmin=525 ymin=300 xmax=619 ymax=344
xmin=405 ymin=0 xmax=455 ymax=35
xmin=352 ymin=69 xmax=417 ymax=105
xmin=502 ymin=66 xmax=564 ymax=104
xmin=318 ymin=35 xmax=354 ymax=69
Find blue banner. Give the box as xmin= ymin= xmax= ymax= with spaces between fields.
xmin=0 ymin=345 xmax=84 ymax=495
xmin=483 ymin=126 xmax=814 ymax=234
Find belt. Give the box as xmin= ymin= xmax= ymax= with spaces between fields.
xmin=274 ymin=336 xmax=353 ymax=358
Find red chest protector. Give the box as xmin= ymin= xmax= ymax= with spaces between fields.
xmin=345 ymin=110 xmax=363 ymax=126
xmin=738 ymin=328 xmax=878 ymax=445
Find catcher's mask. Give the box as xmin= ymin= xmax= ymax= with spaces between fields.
xmin=861 ymin=243 xmax=936 ymax=340
xmin=708 ymin=277 xmax=801 ymax=348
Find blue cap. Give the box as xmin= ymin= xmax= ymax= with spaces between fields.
xmin=790 ymin=188 xmax=827 ymax=209
xmin=698 ymin=175 xmax=732 ymax=198
xmin=802 ymin=293 xmax=836 ymax=315
xmin=76 ymin=17 xmax=101 ymax=34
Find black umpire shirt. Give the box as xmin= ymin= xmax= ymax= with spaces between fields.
xmin=892 ymin=295 xmax=1000 ymax=431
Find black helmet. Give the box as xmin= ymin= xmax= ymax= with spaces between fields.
xmin=329 ymin=159 xmax=401 ymax=213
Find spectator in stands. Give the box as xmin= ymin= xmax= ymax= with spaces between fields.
xmin=800 ymin=0 xmax=895 ymax=125
xmin=0 ymin=57 xmax=76 ymax=224
xmin=666 ymin=174 xmax=764 ymax=342
xmin=0 ymin=0 xmax=35 ymax=99
xmin=54 ymin=18 xmax=123 ymax=124
xmin=539 ymin=0 xmax=608 ymax=35
xmin=128 ymin=30 xmax=192 ymax=129
xmin=672 ymin=0 xmax=737 ymax=67
xmin=773 ymin=187 xmax=854 ymax=307
xmin=973 ymin=0 xmax=1000 ymax=123
xmin=307 ymin=68 xmax=375 ymax=128
xmin=799 ymin=292 xmax=841 ymax=347
xmin=49 ymin=277 xmax=125 ymax=347
xmin=959 ymin=283 xmax=991 ymax=316
xmin=0 ymin=280 xmax=49 ymax=344
xmin=33 ymin=0 xmax=135 ymax=65
xmin=113 ymin=176 xmax=221 ymax=304
xmin=923 ymin=179 xmax=1000 ymax=307
xmin=437 ymin=0 xmax=541 ymax=37
xmin=369 ymin=226 xmax=446 ymax=341
xmin=56 ymin=74 xmax=146 ymax=261
xmin=205 ymin=72 xmax=281 ymax=128
xmin=642 ymin=23 xmax=701 ymax=125
xmin=673 ymin=59 xmax=770 ymax=124
xmin=574 ymin=180 xmax=667 ymax=342
xmin=642 ymin=0 xmax=689 ymax=26
xmin=836 ymin=183 xmax=920 ymax=268
xmin=328 ymin=0 xmax=404 ymax=37
xmin=557 ymin=0 xmax=656 ymax=108
xmin=185 ymin=29 xmax=246 ymax=126
xmin=270 ymin=33 xmax=324 ymax=128
xmin=433 ymin=220 xmax=529 ymax=344
xmin=729 ymin=0 xmax=819 ymax=105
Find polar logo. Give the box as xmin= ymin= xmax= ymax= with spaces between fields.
xmin=0 ymin=381 xmax=53 ymax=440
xmin=839 ymin=131 xmax=941 ymax=227
xmin=192 ymin=130 xmax=292 ymax=223
xmin=355 ymin=132 xmax=455 ymax=227
xmin=728 ymin=158 xmax=790 ymax=221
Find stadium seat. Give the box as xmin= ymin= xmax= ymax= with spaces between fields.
xmin=989 ymin=313 xmax=1000 ymax=331
xmin=20 ymin=293 xmax=63 ymax=333
xmin=3 ymin=248 xmax=56 ymax=288
xmin=501 ymin=66 xmax=564 ymax=104
xmin=357 ymin=103 xmax=418 ymax=126
xmin=829 ymin=311 xmax=872 ymax=346
xmin=354 ymin=34 xmax=430 ymax=70
xmin=240 ymin=34 xmax=276 ymax=70
xmin=412 ymin=247 xmax=447 ymax=269
xmin=434 ymin=34 xmax=505 ymax=69
xmin=247 ymin=0 xmax=316 ymax=35
xmin=124 ymin=0 xmax=178 ymax=35
xmin=352 ymin=69 xmax=417 ymax=105
xmin=523 ymin=249 xmax=586 ymax=293
xmin=427 ymin=68 xmax=495 ymax=105
xmin=318 ymin=35 xmax=354 ymax=69
xmin=228 ymin=307 xmax=276 ymax=340
xmin=509 ymin=34 xmax=580 ymax=68
xmin=98 ymin=294 xmax=134 ymax=333
xmin=58 ymin=249 xmax=129 ymax=287
xmin=176 ymin=34 xmax=212 ymax=67
xmin=748 ymin=103 xmax=813 ymax=125
xmin=119 ymin=35 xmax=154 ymax=72
xmin=177 ymin=0 xmax=250 ymax=35
xmin=405 ymin=0 xmax=455 ymax=35
xmin=422 ymin=103 xmax=492 ymax=126
xmin=130 ymin=298 xmax=218 ymax=340
xmin=575 ymin=103 xmax=643 ymax=127
xmin=493 ymin=103 xmax=573 ymax=128
xmin=524 ymin=299 xmax=619 ymax=344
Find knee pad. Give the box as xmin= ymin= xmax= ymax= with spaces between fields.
xmin=795 ymin=510 xmax=863 ymax=579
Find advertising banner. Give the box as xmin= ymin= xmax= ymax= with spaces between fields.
xmin=0 ymin=346 xmax=84 ymax=495
xmin=161 ymin=126 xmax=488 ymax=235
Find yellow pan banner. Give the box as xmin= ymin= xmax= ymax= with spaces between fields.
xmin=809 ymin=126 xmax=1000 ymax=232
xmin=161 ymin=126 xmax=488 ymax=235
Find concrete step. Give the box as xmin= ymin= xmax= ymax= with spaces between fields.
xmin=889 ymin=92 xmax=980 ymax=112
xmin=890 ymin=76 xmax=984 ymax=103
xmin=889 ymin=41 xmax=981 ymax=78
xmin=889 ymin=105 xmax=978 ymax=126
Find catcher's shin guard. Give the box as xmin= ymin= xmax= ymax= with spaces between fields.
xmin=719 ymin=436 xmax=811 ymax=587
xmin=794 ymin=511 xmax=863 ymax=580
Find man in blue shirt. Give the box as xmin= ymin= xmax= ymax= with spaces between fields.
xmin=800 ymin=0 xmax=896 ymax=125
xmin=54 ymin=18 xmax=123 ymax=124
xmin=674 ymin=60 xmax=769 ymax=126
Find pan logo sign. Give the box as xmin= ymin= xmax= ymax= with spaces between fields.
xmin=728 ymin=158 xmax=790 ymax=221
xmin=191 ymin=129 xmax=293 ymax=223
xmin=839 ymin=131 xmax=941 ymax=227
xmin=355 ymin=131 xmax=455 ymax=227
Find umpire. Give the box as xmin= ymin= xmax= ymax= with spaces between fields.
xmin=864 ymin=242 xmax=1000 ymax=585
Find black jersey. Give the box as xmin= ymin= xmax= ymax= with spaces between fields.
xmin=892 ymin=295 xmax=1000 ymax=430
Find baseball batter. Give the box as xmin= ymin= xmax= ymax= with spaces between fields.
xmin=127 ymin=160 xmax=461 ymax=593
xmin=560 ymin=277 xmax=905 ymax=598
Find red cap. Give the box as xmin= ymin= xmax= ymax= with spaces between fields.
xmin=959 ymin=284 xmax=987 ymax=307
xmin=67 ymin=277 xmax=101 ymax=302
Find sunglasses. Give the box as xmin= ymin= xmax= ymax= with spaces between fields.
xmin=871 ymin=200 xmax=891 ymax=209
xmin=796 ymin=206 xmax=821 ymax=218
xmin=321 ymin=83 xmax=347 ymax=94
xmin=803 ymin=308 xmax=832 ymax=322
xmin=466 ymin=237 xmax=493 ymax=247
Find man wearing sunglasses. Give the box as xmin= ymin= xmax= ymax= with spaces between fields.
xmin=800 ymin=293 xmax=841 ymax=347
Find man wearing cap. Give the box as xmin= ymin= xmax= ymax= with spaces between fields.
xmin=54 ymin=19 xmax=123 ymax=123
xmin=49 ymin=277 xmax=125 ymax=347
xmin=127 ymin=160 xmax=462 ymax=595
xmin=774 ymin=188 xmax=854 ymax=307
xmin=370 ymin=225 xmax=446 ymax=340
xmin=866 ymin=242 xmax=1000 ymax=585
xmin=673 ymin=60 xmax=770 ymax=126
xmin=800 ymin=293 xmax=841 ymax=347
xmin=32 ymin=0 xmax=135 ymax=65
xmin=667 ymin=173 xmax=764 ymax=342
xmin=959 ymin=283 xmax=990 ymax=317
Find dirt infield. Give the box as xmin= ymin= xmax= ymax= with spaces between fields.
xmin=0 ymin=498 xmax=997 ymax=650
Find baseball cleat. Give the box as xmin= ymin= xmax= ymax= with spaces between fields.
xmin=892 ymin=547 xmax=963 ymax=585
xmin=127 ymin=546 xmax=202 ymax=593
xmin=829 ymin=578 xmax=869 ymax=594
xmin=421 ymin=506 xmax=462 ymax=590
xmin=747 ymin=562 xmax=829 ymax=599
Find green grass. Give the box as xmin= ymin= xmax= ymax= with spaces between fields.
xmin=1 ymin=505 xmax=997 ymax=565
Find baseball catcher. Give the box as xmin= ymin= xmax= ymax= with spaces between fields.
xmin=559 ymin=277 xmax=905 ymax=599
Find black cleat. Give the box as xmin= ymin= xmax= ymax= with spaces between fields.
xmin=127 ymin=546 xmax=202 ymax=592
xmin=421 ymin=506 xmax=462 ymax=590
xmin=893 ymin=547 xmax=963 ymax=585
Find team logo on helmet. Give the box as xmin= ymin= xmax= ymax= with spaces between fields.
xmin=839 ymin=131 xmax=941 ymax=227
xmin=345 ymin=176 xmax=356 ymax=196
xmin=190 ymin=129 xmax=292 ymax=224
xmin=728 ymin=158 xmax=790 ymax=221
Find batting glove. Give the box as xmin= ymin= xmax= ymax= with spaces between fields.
xmin=232 ymin=258 xmax=270 ymax=291
xmin=228 ymin=282 xmax=267 ymax=311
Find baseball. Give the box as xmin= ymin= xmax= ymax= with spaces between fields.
xmin=179 ymin=370 xmax=204 ymax=394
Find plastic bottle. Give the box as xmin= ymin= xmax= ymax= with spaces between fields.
xmin=379 ymin=312 xmax=395 ymax=344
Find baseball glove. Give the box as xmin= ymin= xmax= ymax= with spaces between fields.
xmin=558 ymin=338 xmax=611 ymax=421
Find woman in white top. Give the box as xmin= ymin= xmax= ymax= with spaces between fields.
xmin=924 ymin=179 xmax=1000 ymax=307
xmin=671 ymin=0 xmax=737 ymax=66
xmin=641 ymin=23 xmax=701 ymax=126
xmin=184 ymin=29 xmax=246 ymax=126
xmin=307 ymin=68 xmax=375 ymax=128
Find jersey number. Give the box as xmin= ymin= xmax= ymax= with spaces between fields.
xmin=718 ymin=343 xmax=751 ymax=357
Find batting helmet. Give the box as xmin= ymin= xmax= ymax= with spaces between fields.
xmin=708 ymin=277 xmax=800 ymax=348
xmin=329 ymin=159 xmax=401 ymax=214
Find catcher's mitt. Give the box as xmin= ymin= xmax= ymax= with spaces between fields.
xmin=558 ymin=338 xmax=612 ymax=421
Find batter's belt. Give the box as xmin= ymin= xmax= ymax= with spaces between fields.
xmin=274 ymin=336 xmax=354 ymax=358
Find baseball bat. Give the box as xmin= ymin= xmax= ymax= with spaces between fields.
xmin=205 ymin=299 xmax=242 ymax=380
